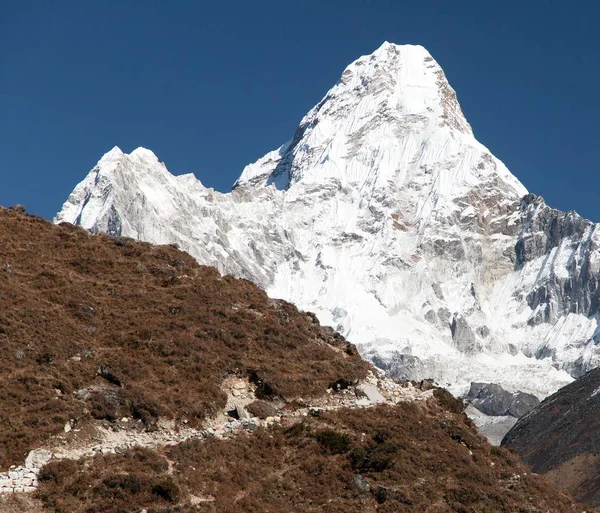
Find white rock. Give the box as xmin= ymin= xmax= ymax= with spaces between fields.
xmin=236 ymin=405 xmax=251 ymax=420
xmin=357 ymin=384 xmax=385 ymax=404
xmin=25 ymin=449 xmax=52 ymax=469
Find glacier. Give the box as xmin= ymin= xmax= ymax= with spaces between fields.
xmin=55 ymin=42 xmax=600 ymax=399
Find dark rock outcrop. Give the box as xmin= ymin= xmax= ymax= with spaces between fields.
xmin=466 ymin=382 xmax=539 ymax=418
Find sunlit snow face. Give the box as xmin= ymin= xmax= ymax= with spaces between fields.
xmin=55 ymin=43 xmax=600 ymax=400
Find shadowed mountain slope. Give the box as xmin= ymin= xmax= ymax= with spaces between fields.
xmin=503 ymin=367 xmax=600 ymax=506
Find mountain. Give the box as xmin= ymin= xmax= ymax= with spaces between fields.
xmin=1 ymin=206 xmax=588 ymax=513
xmin=502 ymin=367 xmax=600 ymax=506
xmin=55 ymin=42 xmax=600 ymax=400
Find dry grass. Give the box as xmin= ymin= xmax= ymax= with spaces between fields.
xmin=36 ymin=400 xmax=589 ymax=513
xmin=0 ymin=494 xmax=45 ymax=513
xmin=0 ymin=208 xmax=369 ymax=467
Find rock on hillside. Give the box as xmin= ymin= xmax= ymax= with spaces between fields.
xmin=503 ymin=367 xmax=600 ymax=506
xmin=466 ymin=382 xmax=540 ymax=418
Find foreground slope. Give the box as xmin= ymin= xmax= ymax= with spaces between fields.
xmin=503 ymin=367 xmax=600 ymax=506
xmin=32 ymin=402 xmax=588 ymax=513
xmin=0 ymin=206 xmax=590 ymax=512
xmin=0 ymin=206 xmax=368 ymax=467
xmin=56 ymin=42 xmax=600 ymax=398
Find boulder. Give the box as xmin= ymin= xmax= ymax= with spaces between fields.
xmin=466 ymin=382 xmax=539 ymax=418
xmin=25 ymin=449 xmax=52 ymax=469
xmin=356 ymin=384 xmax=384 ymax=404
xmin=235 ymin=404 xmax=251 ymax=420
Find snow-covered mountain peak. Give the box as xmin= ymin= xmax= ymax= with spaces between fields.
xmin=96 ymin=146 xmax=160 ymax=166
xmin=129 ymin=147 xmax=161 ymax=163
xmin=98 ymin=145 xmax=124 ymax=164
xmin=56 ymin=43 xmax=600 ymax=401
xmin=234 ymin=42 xmax=507 ymax=209
xmin=341 ymin=42 xmax=472 ymax=134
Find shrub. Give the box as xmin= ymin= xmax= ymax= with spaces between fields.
xmin=151 ymin=477 xmax=180 ymax=502
xmin=316 ymin=429 xmax=351 ymax=455
xmin=38 ymin=460 xmax=78 ymax=485
xmin=433 ymin=387 xmax=465 ymax=414
xmin=246 ymin=400 xmax=277 ymax=419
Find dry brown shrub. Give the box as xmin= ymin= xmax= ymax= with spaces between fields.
xmin=37 ymin=403 xmax=591 ymax=513
xmin=245 ymin=400 xmax=278 ymax=419
xmin=0 ymin=494 xmax=45 ymax=513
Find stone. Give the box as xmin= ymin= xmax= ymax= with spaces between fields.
xmin=233 ymin=382 xmax=246 ymax=390
xmin=466 ymin=382 xmax=540 ymax=418
xmin=370 ymin=352 xmax=426 ymax=381
xmin=356 ymin=384 xmax=385 ymax=404
xmin=353 ymin=474 xmax=371 ymax=492
xmin=236 ymin=404 xmax=251 ymax=420
xmin=232 ymin=390 xmax=241 ymax=397
xmin=75 ymin=388 xmax=90 ymax=400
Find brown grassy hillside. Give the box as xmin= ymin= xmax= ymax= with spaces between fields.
xmin=36 ymin=400 xmax=586 ymax=513
xmin=0 ymin=207 xmax=369 ymax=467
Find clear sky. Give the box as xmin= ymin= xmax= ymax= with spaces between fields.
xmin=1 ymin=1 xmax=599 ymax=221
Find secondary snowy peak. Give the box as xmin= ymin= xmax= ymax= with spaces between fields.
xmin=55 ymin=147 xmax=208 ymax=241
xmin=56 ymin=43 xmax=600 ymax=400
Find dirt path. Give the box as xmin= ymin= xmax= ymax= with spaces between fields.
xmin=0 ymin=372 xmax=433 ymax=494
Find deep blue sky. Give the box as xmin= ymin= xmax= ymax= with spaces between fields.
xmin=2 ymin=1 xmax=599 ymax=221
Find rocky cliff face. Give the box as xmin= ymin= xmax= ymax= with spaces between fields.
xmin=55 ymin=42 xmax=600 ymax=399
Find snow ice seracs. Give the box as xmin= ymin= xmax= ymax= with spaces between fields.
xmin=56 ymin=42 xmax=600 ymax=399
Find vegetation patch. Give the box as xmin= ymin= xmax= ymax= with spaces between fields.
xmin=36 ymin=403 xmax=589 ymax=513
xmin=0 ymin=208 xmax=369 ymax=468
